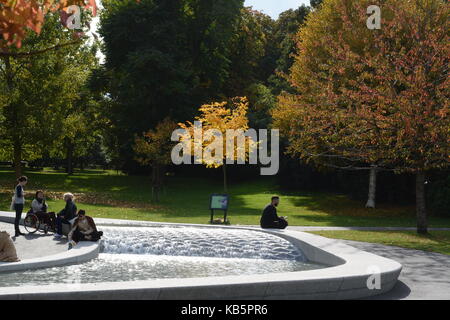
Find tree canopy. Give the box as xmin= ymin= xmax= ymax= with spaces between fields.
xmin=273 ymin=0 xmax=449 ymax=233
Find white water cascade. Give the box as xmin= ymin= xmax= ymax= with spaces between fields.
xmin=100 ymin=226 xmax=306 ymax=261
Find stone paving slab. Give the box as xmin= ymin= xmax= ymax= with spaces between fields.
xmin=0 ymin=221 xmax=67 ymax=261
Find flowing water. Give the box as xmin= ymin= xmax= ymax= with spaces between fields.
xmin=0 ymin=226 xmax=327 ymax=287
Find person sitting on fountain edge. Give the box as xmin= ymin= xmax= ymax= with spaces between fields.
xmin=68 ymin=210 xmax=103 ymax=249
xmin=260 ymin=196 xmax=288 ymax=229
xmin=54 ymin=193 xmax=77 ymax=239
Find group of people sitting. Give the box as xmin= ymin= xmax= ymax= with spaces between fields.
xmin=29 ymin=191 xmax=103 ymax=249
xmin=11 ymin=176 xmax=103 ymax=250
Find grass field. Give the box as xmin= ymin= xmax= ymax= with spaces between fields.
xmin=307 ymin=230 xmax=450 ymax=255
xmin=0 ymin=167 xmax=449 ymax=227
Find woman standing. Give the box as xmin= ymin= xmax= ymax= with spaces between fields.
xmin=13 ymin=176 xmax=27 ymax=236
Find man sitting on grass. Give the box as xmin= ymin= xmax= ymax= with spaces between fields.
xmin=260 ymin=196 xmax=288 ymax=229
xmin=68 ymin=210 xmax=103 ymax=250
xmin=54 ymin=193 xmax=77 ymax=239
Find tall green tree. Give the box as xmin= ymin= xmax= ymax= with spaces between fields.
xmin=225 ymin=7 xmax=273 ymax=97
xmin=0 ymin=12 xmax=96 ymax=176
xmin=98 ymin=0 xmax=244 ymax=172
xmin=268 ymin=5 xmax=311 ymax=94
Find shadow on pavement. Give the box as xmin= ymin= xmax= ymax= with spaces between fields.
xmin=364 ymin=280 xmax=411 ymax=300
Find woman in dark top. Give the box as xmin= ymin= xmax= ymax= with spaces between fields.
xmin=13 ymin=176 xmax=28 ymax=236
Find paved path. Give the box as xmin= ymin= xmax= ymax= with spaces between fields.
xmin=245 ymin=224 xmax=450 ymax=300
xmin=0 ymin=221 xmax=67 ymax=260
xmin=323 ymin=239 xmax=450 ymax=300
xmin=273 ymin=224 xmax=450 ymax=299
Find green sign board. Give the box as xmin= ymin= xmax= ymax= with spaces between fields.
xmin=209 ymin=194 xmax=229 ymax=224
xmin=210 ymin=194 xmax=229 ymax=210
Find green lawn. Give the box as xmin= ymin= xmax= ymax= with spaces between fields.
xmin=307 ymin=230 xmax=450 ymax=255
xmin=1 ymin=167 xmax=449 ymax=227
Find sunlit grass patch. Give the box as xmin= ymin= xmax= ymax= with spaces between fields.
xmin=307 ymin=230 xmax=450 ymax=255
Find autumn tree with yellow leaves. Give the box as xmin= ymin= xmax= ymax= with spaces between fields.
xmin=178 ymin=97 xmax=258 ymax=192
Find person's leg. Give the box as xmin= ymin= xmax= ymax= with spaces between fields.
xmin=72 ymin=229 xmax=81 ymax=243
xmin=262 ymin=219 xmax=287 ymax=229
xmin=14 ymin=204 xmax=24 ymax=235
xmin=47 ymin=212 xmax=56 ymax=231
xmin=278 ymin=217 xmax=288 ymax=229
xmin=61 ymin=219 xmax=71 ymax=236
xmin=38 ymin=212 xmax=54 ymax=233
xmin=55 ymin=216 xmax=63 ymax=236
xmin=35 ymin=211 xmax=46 ymax=224
xmin=89 ymin=231 xmax=103 ymax=241
xmin=261 ymin=221 xmax=280 ymax=229
xmin=260 ymin=223 xmax=271 ymax=229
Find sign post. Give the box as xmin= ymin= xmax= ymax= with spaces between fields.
xmin=209 ymin=194 xmax=229 ymax=224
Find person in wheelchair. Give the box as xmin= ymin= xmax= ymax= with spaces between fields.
xmin=68 ymin=210 xmax=103 ymax=249
xmin=28 ymin=190 xmax=56 ymax=233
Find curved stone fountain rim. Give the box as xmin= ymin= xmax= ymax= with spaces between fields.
xmin=0 ymin=217 xmax=402 ymax=300
xmin=0 ymin=241 xmax=99 ymax=273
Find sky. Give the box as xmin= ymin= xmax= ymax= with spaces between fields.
xmin=244 ymin=0 xmax=311 ymax=19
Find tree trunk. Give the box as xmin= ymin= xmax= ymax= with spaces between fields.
xmin=66 ymin=140 xmax=74 ymax=175
xmin=5 ymin=56 xmax=22 ymax=178
xmin=151 ymin=165 xmax=161 ymax=202
xmin=13 ymin=140 xmax=22 ymax=178
xmin=365 ymin=166 xmax=377 ymax=208
xmin=222 ymin=163 xmax=227 ymax=193
xmin=415 ymin=171 xmax=428 ymax=234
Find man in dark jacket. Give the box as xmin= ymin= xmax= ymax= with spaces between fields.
xmin=54 ymin=193 xmax=77 ymax=239
xmin=260 ymin=196 xmax=288 ymax=229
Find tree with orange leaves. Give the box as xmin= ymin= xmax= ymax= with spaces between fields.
xmin=273 ymin=0 xmax=449 ymax=234
xmin=0 ymin=0 xmax=97 ymax=50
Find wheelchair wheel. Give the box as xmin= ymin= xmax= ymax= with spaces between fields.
xmin=24 ymin=214 xmax=40 ymax=234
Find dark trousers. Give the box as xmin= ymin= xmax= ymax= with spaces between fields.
xmin=261 ymin=217 xmax=288 ymax=229
xmin=55 ymin=216 xmax=71 ymax=235
xmin=30 ymin=210 xmax=56 ymax=230
xmin=14 ymin=203 xmax=24 ymax=233
xmin=72 ymin=229 xmax=103 ymax=243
